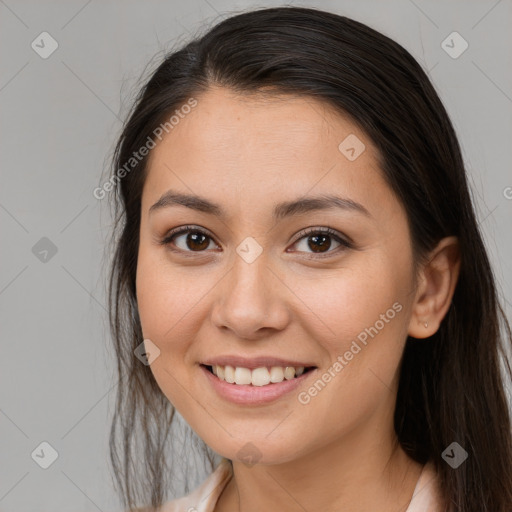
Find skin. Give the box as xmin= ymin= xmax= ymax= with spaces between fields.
xmin=135 ymin=86 xmax=460 ymax=512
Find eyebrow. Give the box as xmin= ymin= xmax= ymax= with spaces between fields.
xmin=149 ymin=190 xmax=371 ymax=220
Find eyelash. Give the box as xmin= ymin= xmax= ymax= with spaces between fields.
xmin=159 ymin=225 xmax=353 ymax=259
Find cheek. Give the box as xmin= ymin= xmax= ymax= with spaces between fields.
xmin=297 ymin=260 xmax=411 ymax=406
xmin=135 ymin=252 xmax=200 ymax=409
xmin=135 ymin=247 xmax=191 ymax=361
xmin=135 ymin=247 xmax=222 ymax=377
xmin=136 ymin=255 xmax=168 ymax=340
xmin=301 ymin=262 xmax=407 ymax=349
xmin=136 ymin=246 xmax=196 ymax=341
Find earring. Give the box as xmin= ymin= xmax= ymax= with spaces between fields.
xmin=424 ymin=321 xmax=428 ymax=328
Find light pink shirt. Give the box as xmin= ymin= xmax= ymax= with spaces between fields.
xmin=161 ymin=458 xmax=443 ymax=511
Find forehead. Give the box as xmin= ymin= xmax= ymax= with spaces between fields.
xmin=152 ymin=86 xmax=368 ymax=160
xmin=142 ymin=86 xmax=397 ymax=223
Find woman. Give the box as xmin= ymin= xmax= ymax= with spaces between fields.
xmin=106 ymin=6 xmax=512 ymax=511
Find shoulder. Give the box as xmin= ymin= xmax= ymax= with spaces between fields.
xmin=158 ymin=458 xmax=233 ymax=512
xmin=405 ymin=460 xmax=444 ymax=512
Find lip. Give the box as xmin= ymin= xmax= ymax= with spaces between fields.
xmin=202 ymin=355 xmax=316 ymax=370
xmin=200 ymin=364 xmax=317 ymax=406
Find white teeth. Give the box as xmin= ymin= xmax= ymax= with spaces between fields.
xmin=251 ymin=367 xmax=270 ymax=386
xmin=234 ymin=367 xmax=252 ymax=385
xmin=269 ymin=366 xmax=284 ymax=383
xmin=210 ymin=364 xmax=308 ymax=386
xmin=224 ymin=365 xmax=235 ymax=383
xmin=284 ymin=366 xmax=295 ymax=380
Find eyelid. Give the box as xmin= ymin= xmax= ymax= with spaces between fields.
xmin=287 ymin=226 xmax=353 ymax=258
xmin=160 ymin=224 xmax=353 ymax=257
xmin=290 ymin=226 xmax=353 ymax=247
xmin=159 ymin=225 xmax=219 ymax=248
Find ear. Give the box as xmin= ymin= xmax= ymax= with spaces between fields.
xmin=408 ymin=236 xmax=461 ymax=339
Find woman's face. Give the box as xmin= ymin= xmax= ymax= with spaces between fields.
xmin=136 ymin=86 xmax=418 ymax=465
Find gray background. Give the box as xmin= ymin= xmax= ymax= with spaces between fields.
xmin=1 ymin=0 xmax=511 ymax=510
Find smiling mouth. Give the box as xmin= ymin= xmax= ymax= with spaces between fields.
xmin=202 ymin=364 xmax=316 ymax=387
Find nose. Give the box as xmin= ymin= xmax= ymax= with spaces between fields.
xmin=210 ymin=252 xmax=291 ymax=340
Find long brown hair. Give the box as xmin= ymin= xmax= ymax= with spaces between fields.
xmin=105 ymin=6 xmax=512 ymax=511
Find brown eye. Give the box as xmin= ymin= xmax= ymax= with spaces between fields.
xmin=290 ymin=227 xmax=352 ymax=257
xmin=306 ymin=233 xmax=332 ymax=253
xmin=161 ymin=226 xmax=218 ymax=252
xmin=160 ymin=225 xmax=351 ymax=258
xmin=181 ymin=232 xmax=211 ymax=251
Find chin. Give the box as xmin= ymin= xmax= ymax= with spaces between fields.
xmin=208 ymin=436 xmax=305 ymax=467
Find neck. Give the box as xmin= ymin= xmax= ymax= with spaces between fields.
xmin=216 ymin=427 xmax=423 ymax=512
